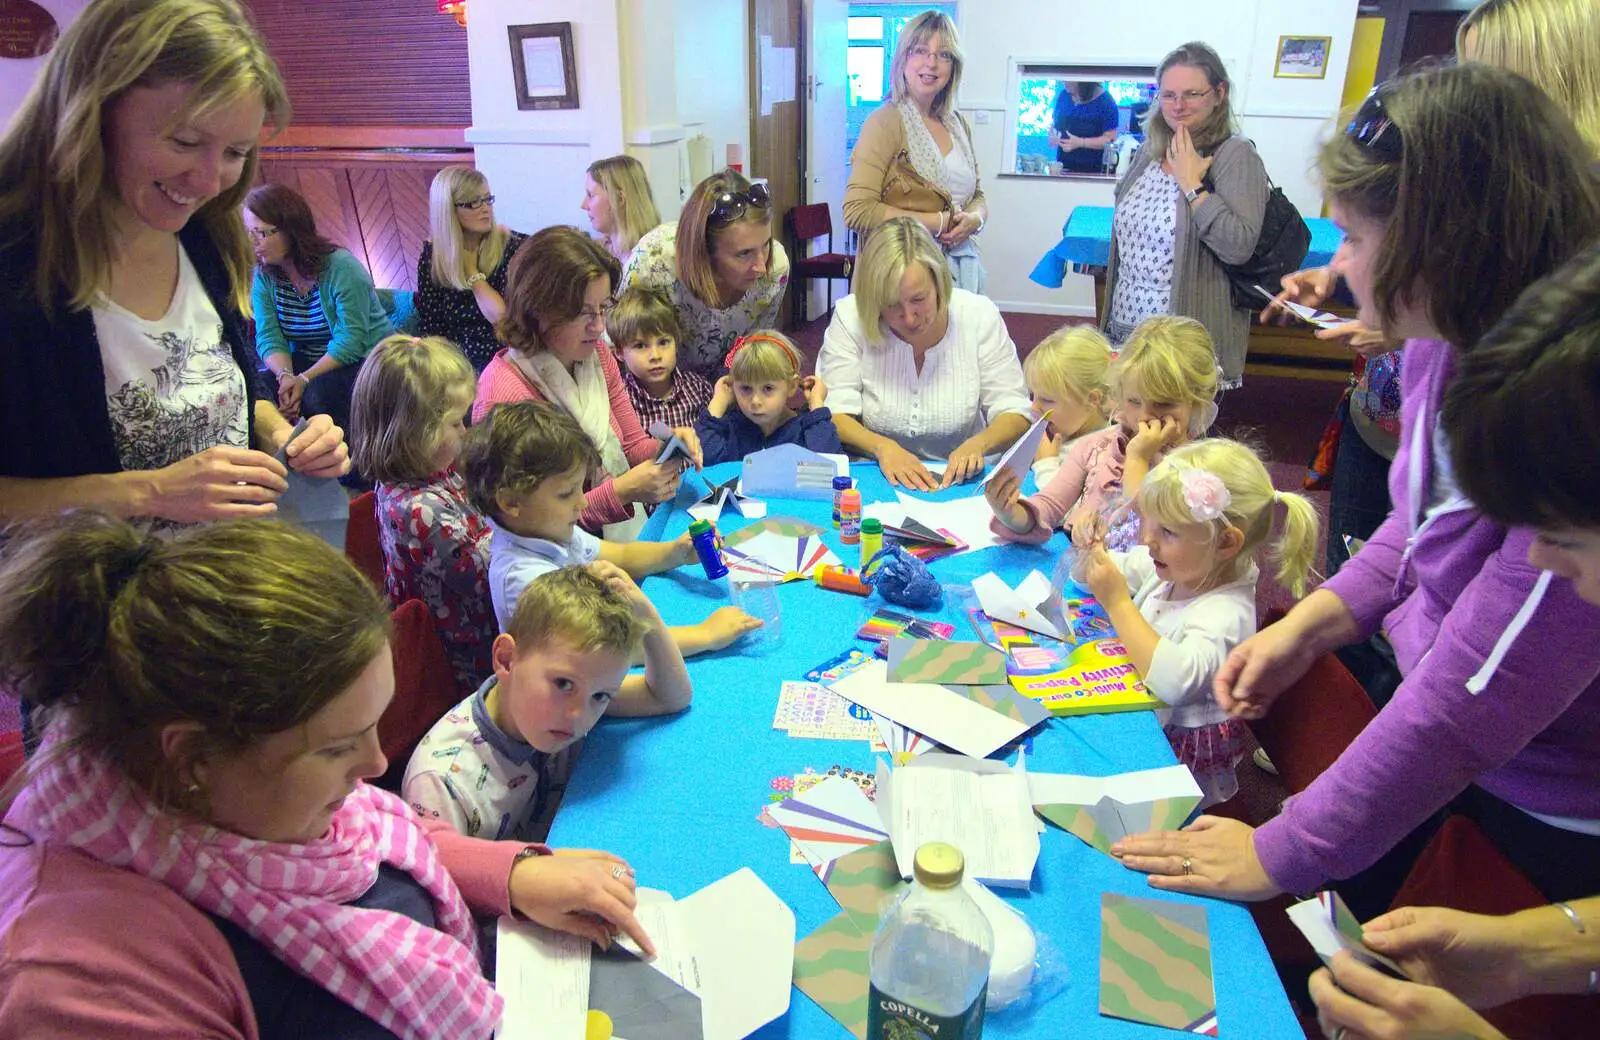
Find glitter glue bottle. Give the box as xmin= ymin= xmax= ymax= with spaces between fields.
xmin=687 ymin=519 xmax=727 ymax=581
xmin=840 ymin=488 xmax=863 ymax=544
xmin=859 ymin=518 xmax=883 ymax=571
xmin=832 ymin=475 xmax=854 ymax=528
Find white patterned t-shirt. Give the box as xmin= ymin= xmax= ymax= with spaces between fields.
xmin=1108 ymin=163 xmax=1180 ymax=337
xmin=93 ymin=245 xmax=249 ymax=488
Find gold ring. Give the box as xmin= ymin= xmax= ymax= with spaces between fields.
xmin=1181 ymin=857 xmax=1193 ymax=876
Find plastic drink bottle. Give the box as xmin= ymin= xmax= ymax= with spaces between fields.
xmin=867 ymin=843 xmax=994 ymax=1040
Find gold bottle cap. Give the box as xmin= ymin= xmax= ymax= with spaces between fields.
xmin=912 ymin=842 xmax=965 ymax=888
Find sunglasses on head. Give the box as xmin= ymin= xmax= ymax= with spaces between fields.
xmin=1346 ymin=89 xmax=1402 ymax=162
xmin=709 ymin=182 xmax=771 ymax=226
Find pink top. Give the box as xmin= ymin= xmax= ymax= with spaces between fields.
xmin=472 ymin=344 xmax=661 ymax=533
xmin=991 ymin=425 xmax=1131 ymax=544
xmin=0 ymin=818 xmax=527 ymax=1039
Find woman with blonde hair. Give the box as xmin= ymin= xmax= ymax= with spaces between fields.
xmin=818 ymin=215 xmax=1029 ymax=490
xmin=415 ymin=166 xmax=527 ymax=372
xmin=622 ymin=168 xmax=790 ymax=381
xmin=842 ymin=10 xmax=989 ymax=292
xmin=1104 ymin=41 xmax=1269 ymax=389
xmin=0 ymin=0 xmax=348 ymax=529
xmin=0 ymin=514 xmax=653 ymax=1037
xmin=475 ymin=226 xmax=703 ymax=539
xmin=582 ymin=154 xmax=661 ymax=263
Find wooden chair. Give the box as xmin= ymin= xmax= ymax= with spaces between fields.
xmin=375 ymin=598 xmax=460 ymax=792
xmin=345 ymin=490 xmax=385 ymax=591
xmin=786 ymin=204 xmax=854 ymax=327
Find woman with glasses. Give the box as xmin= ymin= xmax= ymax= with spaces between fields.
xmin=1110 ymin=63 xmax=1600 ymax=940
xmin=621 ymin=169 xmax=789 ymax=381
xmin=244 ymin=184 xmax=394 ymax=458
xmin=842 ymin=10 xmax=989 ymax=293
xmin=415 ymin=166 xmax=528 ymax=372
xmin=0 ymin=0 xmax=349 ymax=531
xmin=1103 ymin=42 xmax=1268 ymax=390
xmin=582 ymin=155 xmax=662 ymax=264
xmin=475 ymin=226 xmax=702 ymax=539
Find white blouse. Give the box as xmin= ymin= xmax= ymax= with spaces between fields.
xmin=818 ymin=289 xmax=1031 ymax=461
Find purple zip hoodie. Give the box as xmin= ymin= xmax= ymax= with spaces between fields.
xmin=1254 ymin=337 xmax=1600 ymax=895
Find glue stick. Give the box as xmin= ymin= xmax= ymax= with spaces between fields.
xmin=839 ymin=488 xmax=862 ymax=544
xmin=687 ymin=519 xmax=727 ymax=581
xmin=814 ymin=565 xmax=872 ymax=596
xmin=859 ymin=518 xmax=883 ymax=571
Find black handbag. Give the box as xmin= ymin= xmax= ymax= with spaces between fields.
xmin=1203 ymin=170 xmax=1312 ymax=310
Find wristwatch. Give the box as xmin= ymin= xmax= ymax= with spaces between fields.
xmin=1184 ymin=187 xmax=1205 ymax=204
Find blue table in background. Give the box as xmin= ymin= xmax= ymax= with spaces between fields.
xmin=1029 ymin=205 xmax=1344 ymax=289
xmin=549 ymin=461 xmax=1302 ymax=1039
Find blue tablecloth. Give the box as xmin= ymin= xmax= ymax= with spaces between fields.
xmin=549 ymin=461 xmax=1302 ymax=1039
xmin=1029 ymin=204 xmax=1344 ymax=289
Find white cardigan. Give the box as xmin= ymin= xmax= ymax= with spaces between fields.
xmin=818 ymin=289 xmax=1030 ymax=461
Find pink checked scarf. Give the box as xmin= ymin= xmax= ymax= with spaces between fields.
xmin=10 ymin=740 xmax=502 ymax=1040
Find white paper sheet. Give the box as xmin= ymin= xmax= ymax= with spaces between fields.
xmin=874 ymin=753 xmax=1039 ymax=888
xmin=829 ymin=660 xmax=1033 ymax=760
xmin=985 ymin=412 xmax=1052 ymax=485
xmin=971 ymin=571 xmax=1062 ymax=639
xmin=495 ymin=919 xmax=590 ymax=1039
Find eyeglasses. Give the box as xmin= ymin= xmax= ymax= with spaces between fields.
xmin=570 ymin=300 xmax=616 ymax=327
xmin=1158 ymin=88 xmax=1214 ymax=106
xmin=246 ymin=225 xmax=279 ymax=243
xmin=708 ymin=182 xmax=771 ymax=227
xmin=909 ymin=44 xmax=955 ymax=66
xmin=455 ymin=194 xmax=496 ymax=211
xmin=1346 ymin=89 xmax=1402 ymax=162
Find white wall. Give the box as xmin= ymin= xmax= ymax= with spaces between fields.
xmin=465 ymin=0 xmax=627 ymax=235
xmin=0 ymin=0 xmax=90 ymax=134
xmin=675 ymin=0 xmax=750 ymax=210
xmin=955 ymin=0 xmax=1358 ymax=316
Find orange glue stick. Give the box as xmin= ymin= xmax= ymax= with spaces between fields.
xmin=813 ymin=564 xmax=872 ymax=596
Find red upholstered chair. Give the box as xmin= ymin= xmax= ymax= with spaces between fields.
xmin=345 ymin=490 xmax=385 ymax=591
xmin=786 ymin=204 xmax=854 ymax=327
xmin=1389 ymin=816 xmax=1600 ymax=1039
xmin=1245 ymin=646 xmax=1377 ymax=796
xmin=375 ymin=599 xmax=459 ymax=792
xmin=0 ymin=729 xmax=23 ymax=791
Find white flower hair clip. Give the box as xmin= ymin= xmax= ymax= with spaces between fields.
xmin=1180 ymin=469 xmax=1231 ymax=522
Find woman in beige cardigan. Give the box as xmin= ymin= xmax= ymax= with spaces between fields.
xmin=1104 ymin=42 xmax=1268 ymax=390
xmin=842 ymin=10 xmax=988 ymax=293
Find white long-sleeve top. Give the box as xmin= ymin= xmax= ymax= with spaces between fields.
xmin=818 ymin=288 xmax=1031 ymax=461
xmin=1112 ymin=546 xmax=1258 ymax=730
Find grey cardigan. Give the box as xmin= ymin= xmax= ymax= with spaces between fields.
xmin=1101 ymin=135 xmax=1268 ymax=385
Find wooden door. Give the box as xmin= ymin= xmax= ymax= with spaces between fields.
xmin=749 ymin=0 xmax=804 ymax=328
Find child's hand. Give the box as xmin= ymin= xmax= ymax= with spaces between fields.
xmin=708 ymin=376 xmax=735 ymax=418
xmin=1128 ymin=416 xmax=1182 ymax=463
xmin=696 ymin=605 xmax=762 ymax=651
xmin=1035 ymin=428 xmax=1063 ymax=461
xmin=1067 ymin=504 xmax=1108 ymax=548
xmin=1079 ymin=543 xmax=1128 ymax=605
xmin=670 ymin=532 xmax=698 ymax=567
xmin=983 ymin=467 xmax=1028 ymax=529
xmin=801 ymin=374 xmax=828 ymax=411
xmin=588 ymin=561 xmax=662 ymax=624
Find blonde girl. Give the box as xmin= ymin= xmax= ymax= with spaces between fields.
xmin=415 ymin=166 xmax=527 ymax=371
xmin=989 ymin=315 xmax=1218 ymax=552
xmin=697 ymin=331 xmax=842 ymax=464
xmin=582 ymin=155 xmax=662 ymax=263
xmin=1022 ymin=324 xmax=1113 ymax=484
xmin=1079 ymin=438 xmax=1320 ymax=805
xmin=351 ymin=334 xmax=495 ymax=697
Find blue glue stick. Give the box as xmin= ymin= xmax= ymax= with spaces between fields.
xmin=688 ymin=519 xmax=728 ymax=580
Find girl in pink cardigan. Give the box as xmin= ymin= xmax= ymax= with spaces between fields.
xmin=473 ymin=227 xmax=702 ymax=539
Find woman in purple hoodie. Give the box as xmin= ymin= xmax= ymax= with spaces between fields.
xmin=1109 ymin=63 xmax=1600 ymax=914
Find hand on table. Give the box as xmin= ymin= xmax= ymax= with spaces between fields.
xmin=694 ymin=606 xmax=763 ymax=652
xmin=1110 ymin=815 xmax=1282 ymax=902
xmin=874 ymin=440 xmax=939 ymax=492
xmin=940 ymin=437 xmax=986 ymax=488
xmin=276 ymin=413 xmax=351 ymax=479
xmin=509 ymin=848 xmax=655 ymax=955
xmin=1310 ymin=951 xmax=1508 ymax=1040
xmin=1212 ymin=617 xmax=1319 ymax=719
xmin=147 ymin=445 xmax=288 ymax=523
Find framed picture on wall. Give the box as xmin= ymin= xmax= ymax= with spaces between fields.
xmin=508 ymin=22 xmax=579 ymax=110
xmin=1274 ymin=35 xmax=1333 ymax=79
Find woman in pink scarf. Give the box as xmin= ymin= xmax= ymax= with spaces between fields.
xmin=0 ymin=514 xmax=652 ymax=1040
